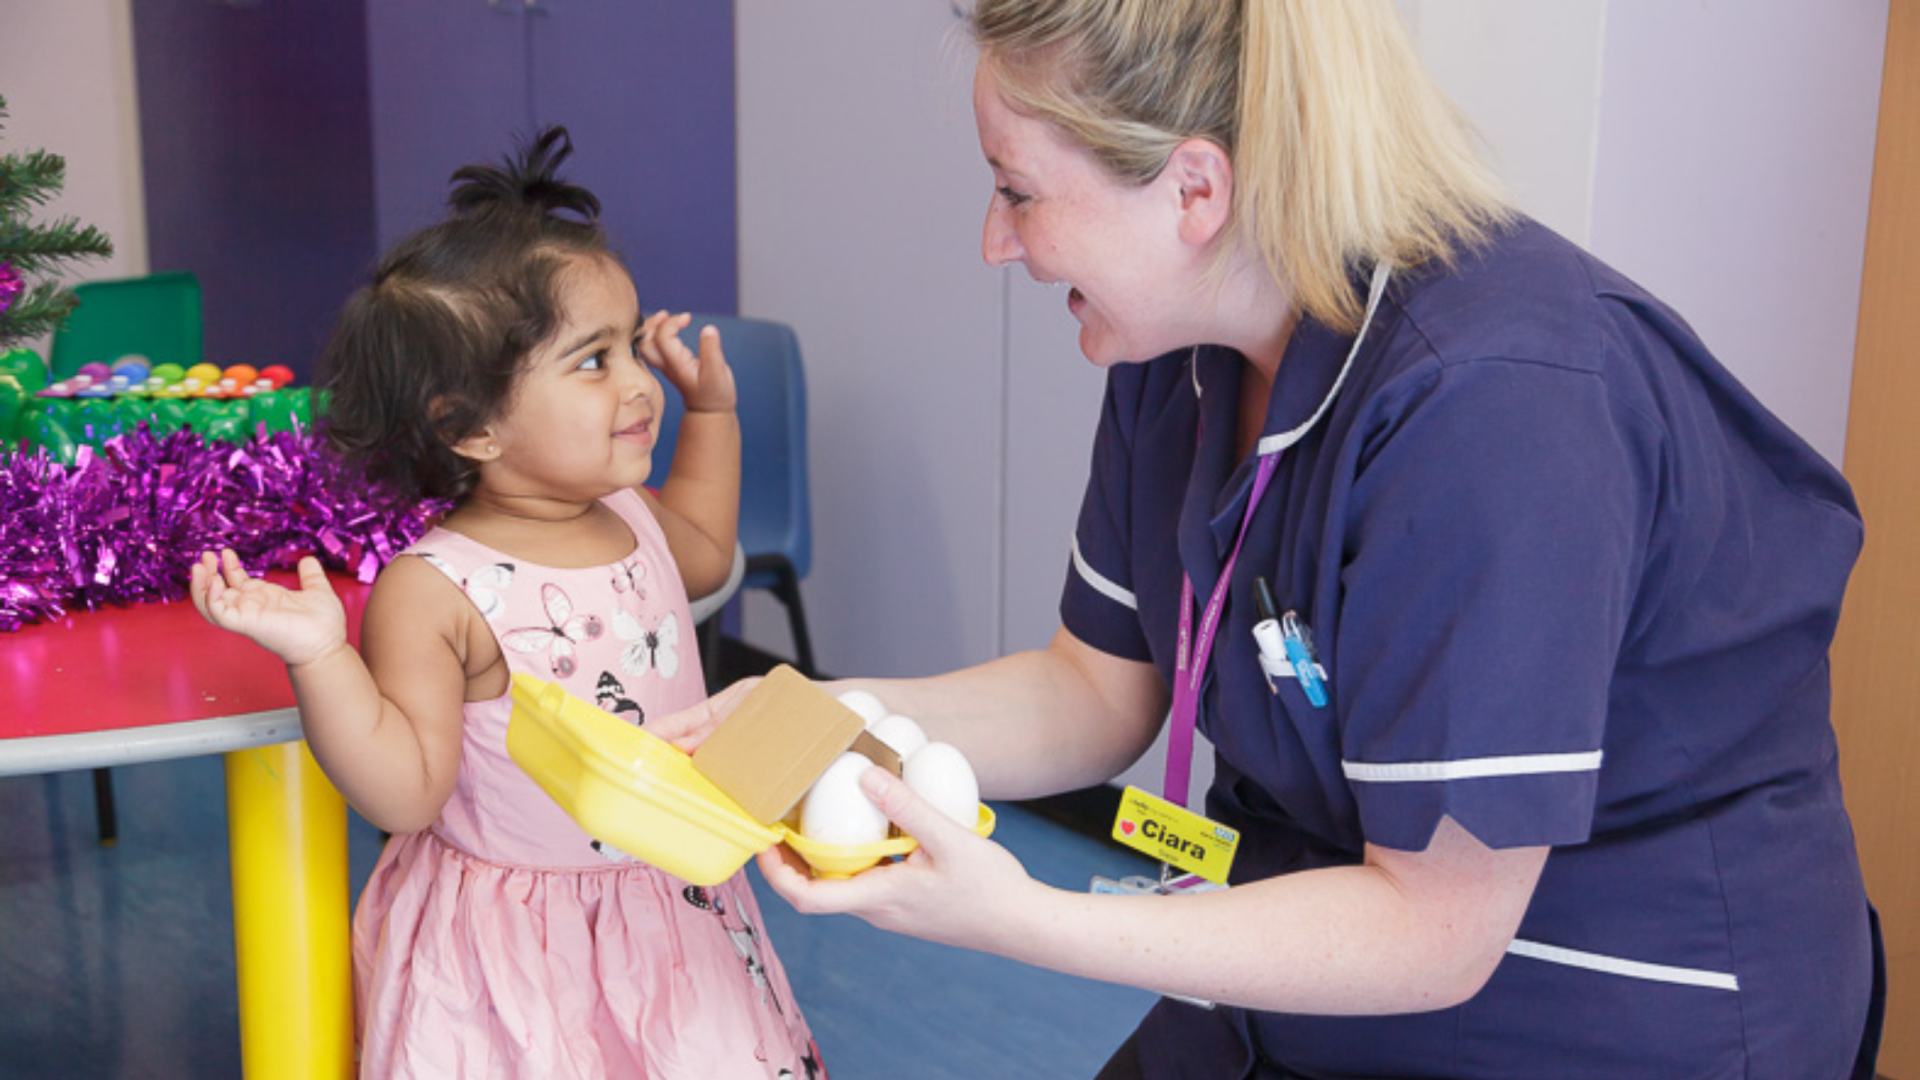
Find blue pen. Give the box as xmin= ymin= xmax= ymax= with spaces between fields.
xmin=1279 ymin=610 xmax=1329 ymax=708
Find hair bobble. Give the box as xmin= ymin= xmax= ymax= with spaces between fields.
xmin=446 ymin=125 xmax=603 ymax=224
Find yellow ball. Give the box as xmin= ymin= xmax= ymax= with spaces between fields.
xmin=186 ymin=363 xmax=223 ymax=384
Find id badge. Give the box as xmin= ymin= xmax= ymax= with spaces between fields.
xmin=1109 ymin=785 xmax=1239 ymax=884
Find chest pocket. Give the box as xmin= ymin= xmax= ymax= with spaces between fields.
xmin=1205 ymin=629 xmax=1362 ymax=857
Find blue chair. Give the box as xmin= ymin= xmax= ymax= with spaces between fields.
xmin=658 ymin=314 xmax=815 ymax=678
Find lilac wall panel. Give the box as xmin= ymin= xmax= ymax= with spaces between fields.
xmin=132 ymin=0 xmax=376 ymax=379
xmin=532 ymin=2 xmax=736 ymax=315
xmin=367 ymin=0 xmax=737 ymax=316
xmin=365 ymin=2 xmax=530 ymax=250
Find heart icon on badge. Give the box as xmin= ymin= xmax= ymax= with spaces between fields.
xmin=1119 ymin=820 xmax=1136 ymax=836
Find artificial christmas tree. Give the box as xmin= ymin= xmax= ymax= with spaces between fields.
xmin=0 ymin=93 xmax=114 ymax=350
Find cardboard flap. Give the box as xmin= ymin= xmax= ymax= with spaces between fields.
xmin=848 ymin=729 xmax=902 ymax=776
xmin=691 ymin=665 xmax=897 ymax=825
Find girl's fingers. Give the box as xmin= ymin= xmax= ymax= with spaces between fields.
xmin=219 ymin=548 xmax=252 ymax=588
xmin=296 ymin=555 xmax=329 ymax=594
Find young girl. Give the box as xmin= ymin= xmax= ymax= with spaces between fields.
xmin=190 ymin=127 xmax=824 ymax=1079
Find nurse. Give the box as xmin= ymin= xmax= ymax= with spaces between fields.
xmin=748 ymin=2 xmax=1884 ymax=1076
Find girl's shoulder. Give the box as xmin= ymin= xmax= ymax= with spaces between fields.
xmin=358 ymin=549 xmax=502 ymax=692
xmin=365 ymin=549 xmax=485 ymax=638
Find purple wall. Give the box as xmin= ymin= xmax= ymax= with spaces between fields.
xmin=132 ymin=0 xmax=377 ymax=380
xmin=133 ymin=1 xmax=738 ymax=381
xmin=366 ymin=1 xmax=738 ymax=316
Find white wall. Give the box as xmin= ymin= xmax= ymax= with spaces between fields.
xmin=0 ymin=0 xmax=149 ymax=355
xmin=736 ymin=3 xmax=1089 ymax=679
xmin=1586 ymin=0 xmax=1884 ymax=468
xmin=1401 ymin=0 xmax=1610 ymax=247
xmin=735 ymin=4 xmax=1110 ymax=680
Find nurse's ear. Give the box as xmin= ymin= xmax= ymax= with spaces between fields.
xmin=1166 ymin=137 xmax=1234 ymax=249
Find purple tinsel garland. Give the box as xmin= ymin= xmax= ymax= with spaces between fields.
xmin=0 ymin=426 xmax=448 ymax=632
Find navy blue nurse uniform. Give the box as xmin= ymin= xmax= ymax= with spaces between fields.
xmin=1062 ymin=219 xmax=1877 ymax=1079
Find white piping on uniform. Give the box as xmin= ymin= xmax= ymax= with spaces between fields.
xmin=1071 ymin=534 xmax=1138 ymax=610
xmin=1507 ymin=937 xmax=1740 ymax=992
xmin=1256 ymin=261 xmax=1393 ymax=456
xmin=1340 ymin=750 xmax=1603 ymax=783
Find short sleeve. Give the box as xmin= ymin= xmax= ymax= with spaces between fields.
xmin=1060 ymin=371 xmax=1156 ymax=662
xmin=1334 ymin=357 xmax=1657 ymax=851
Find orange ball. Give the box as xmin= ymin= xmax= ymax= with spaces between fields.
xmin=223 ymin=363 xmax=259 ymax=385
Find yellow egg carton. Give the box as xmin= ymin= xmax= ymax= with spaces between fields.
xmin=782 ymin=803 xmax=997 ymax=879
xmin=507 ymin=668 xmax=995 ymax=884
xmin=507 ymin=674 xmax=780 ymax=886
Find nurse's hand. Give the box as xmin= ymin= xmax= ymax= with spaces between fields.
xmin=756 ymin=765 xmax=1042 ymax=952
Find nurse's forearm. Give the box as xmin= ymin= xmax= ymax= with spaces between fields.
xmin=830 ymin=628 xmax=1166 ymax=799
xmin=995 ymin=818 xmax=1545 ymax=1015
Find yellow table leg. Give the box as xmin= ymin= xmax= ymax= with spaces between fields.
xmin=225 ymin=740 xmax=353 ymax=1079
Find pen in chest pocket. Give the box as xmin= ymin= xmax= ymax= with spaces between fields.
xmin=1252 ymin=576 xmax=1327 ymax=707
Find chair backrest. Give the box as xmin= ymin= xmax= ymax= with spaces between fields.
xmin=656 ymin=314 xmax=811 ymax=581
xmin=48 ymin=271 xmax=204 ymax=380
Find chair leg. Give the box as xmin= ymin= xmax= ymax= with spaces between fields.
xmin=744 ymin=555 xmax=816 ymax=677
xmin=769 ymin=568 xmax=816 ymax=678
xmin=92 ymin=766 xmax=118 ymax=846
xmin=696 ymin=612 xmax=726 ymax=692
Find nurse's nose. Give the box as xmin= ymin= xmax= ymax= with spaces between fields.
xmin=982 ymin=196 xmax=1024 ymax=267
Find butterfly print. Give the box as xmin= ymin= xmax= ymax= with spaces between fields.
xmin=594 ymin=671 xmax=646 ymax=725
xmin=502 ymin=582 xmax=604 ymax=678
xmin=418 ymin=554 xmax=514 ymax=621
xmin=682 ymin=886 xmax=820 ymax=1075
xmin=683 ymin=884 xmax=783 ymax=1014
xmin=610 ymin=558 xmax=648 ymax=600
xmin=589 ymin=837 xmax=639 ymax=864
xmin=613 ymin=607 xmax=680 ymax=680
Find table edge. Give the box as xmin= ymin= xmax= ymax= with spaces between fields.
xmin=0 ymin=708 xmax=306 ymax=776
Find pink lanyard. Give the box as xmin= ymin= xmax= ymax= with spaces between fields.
xmin=1159 ymin=262 xmax=1392 ymax=808
xmin=1165 ymin=451 xmax=1280 ymax=808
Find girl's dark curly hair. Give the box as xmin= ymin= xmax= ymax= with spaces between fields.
xmin=316 ymin=125 xmax=613 ymax=501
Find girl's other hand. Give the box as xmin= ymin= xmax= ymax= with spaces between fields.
xmin=640 ymin=310 xmax=737 ymax=414
xmin=656 ymin=675 xmax=762 ymax=751
xmin=755 ymin=765 xmax=1039 ymax=953
xmin=190 ymin=550 xmax=348 ymax=668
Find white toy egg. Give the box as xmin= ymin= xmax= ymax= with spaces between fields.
xmin=835 ymin=689 xmax=890 ymax=727
xmin=799 ymin=751 xmax=891 ymax=845
xmin=902 ymin=742 xmax=981 ymax=828
xmin=867 ymin=713 xmax=929 ymax=758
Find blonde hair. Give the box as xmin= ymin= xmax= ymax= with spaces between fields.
xmin=969 ymin=0 xmax=1512 ymax=333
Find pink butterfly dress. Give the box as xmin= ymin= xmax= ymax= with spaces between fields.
xmin=352 ymin=489 xmax=823 ymax=1079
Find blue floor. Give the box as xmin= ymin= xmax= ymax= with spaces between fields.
xmin=0 ymin=755 xmax=1158 ymax=1079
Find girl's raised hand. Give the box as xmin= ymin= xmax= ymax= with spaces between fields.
xmin=190 ymin=550 xmax=348 ymax=668
xmin=639 ymin=310 xmax=737 ymax=414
